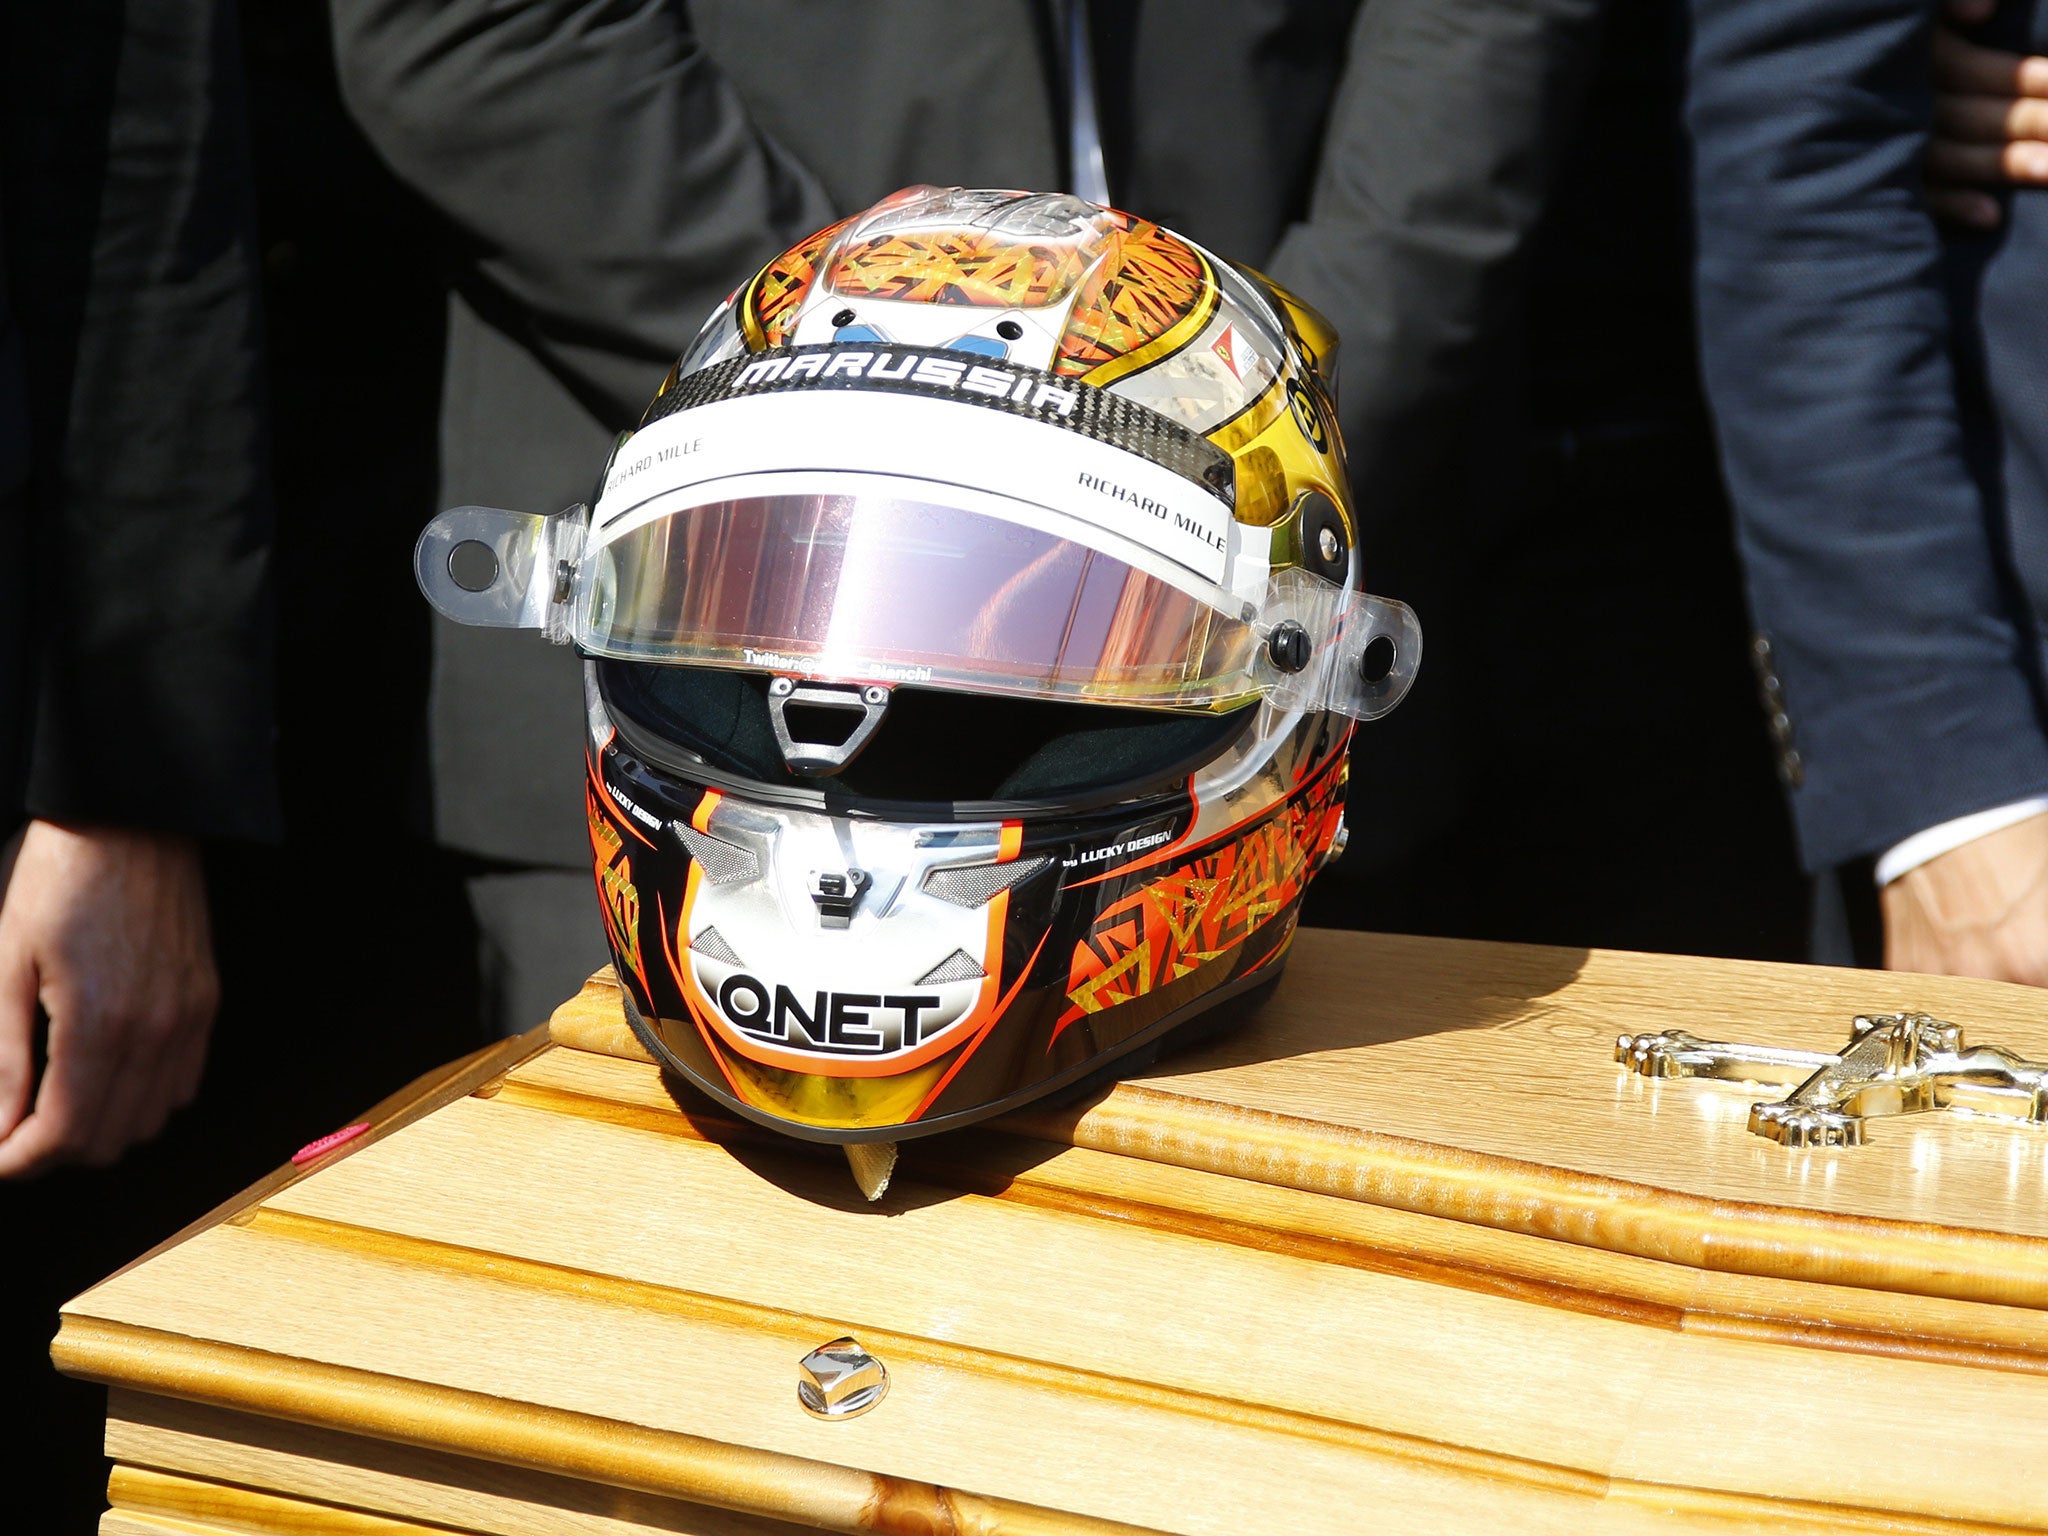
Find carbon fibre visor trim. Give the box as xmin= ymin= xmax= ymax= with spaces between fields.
xmin=640 ymin=344 xmax=1235 ymax=509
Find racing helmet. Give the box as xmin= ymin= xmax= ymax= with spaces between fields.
xmin=417 ymin=186 xmax=1419 ymax=1149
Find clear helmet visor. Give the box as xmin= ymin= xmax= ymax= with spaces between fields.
xmin=416 ymin=359 xmax=1419 ymax=720
xmin=418 ymin=490 xmax=1419 ymax=721
xmin=582 ymin=490 xmax=1264 ymax=709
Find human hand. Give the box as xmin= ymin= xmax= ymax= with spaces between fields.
xmin=1928 ymin=0 xmax=2048 ymax=229
xmin=1881 ymin=809 xmax=2048 ymax=984
xmin=0 ymin=820 xmax=218 ymax=1176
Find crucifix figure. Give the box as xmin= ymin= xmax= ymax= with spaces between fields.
xmin=1615 ymin=1014 xmax=2048 ymax=1148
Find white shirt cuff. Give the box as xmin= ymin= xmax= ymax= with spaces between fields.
xmin=1874 ymin=795 xmax=2048 ymax=886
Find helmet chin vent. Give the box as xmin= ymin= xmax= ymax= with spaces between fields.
xmin=768 ymin=678 xmax=891 ymax=776
xmin=921 ymin=855 xmax=1054 ymax=908
xmin=917 ymin=949 xmax=988 ymax=986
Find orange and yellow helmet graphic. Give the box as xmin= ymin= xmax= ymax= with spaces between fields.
xmin=565 ymin=188 xmax=1408 ymax=1148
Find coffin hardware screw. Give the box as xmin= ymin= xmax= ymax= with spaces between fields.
xmin=1317 ymin=525 xmax=1341 ymax=564
xmin=797 ymin=1337 xmax=888 ymax=1419
xmin=1267 ymin=621 xmax=1311 ymax=673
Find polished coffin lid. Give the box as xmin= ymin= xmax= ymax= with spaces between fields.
xmin=57 ymin=932 xmax=2048 ymax=1535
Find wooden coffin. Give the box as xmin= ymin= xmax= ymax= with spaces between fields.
xmin=55 ymin=930 xmax=2048 ymax=1534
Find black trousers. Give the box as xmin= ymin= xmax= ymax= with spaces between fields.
xmin=1306 ymin=419 xmax=1810 ymax=961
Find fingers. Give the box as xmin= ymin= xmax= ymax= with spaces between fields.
xmin=158 ymin=870 xmax=219 ymax=1124
xmin=1928 ymin=135 xmax=2048 ymax=186
xmin=1927 ymin=185 xmax=2006 ymax=229
xmin=1928 ymin=28 xmax=2048 ymax=211
xmin=0 ymin=821 xmax=221 ymax=1177
xmin=0 ymin=979 xmax=123 ymax=1177
xmin=1934 ymin=90 xmax=2048 ymax=146
xmin=1933 ymin=28 xmax=2048 ymax=99
xmin=0 ymin=835 xmax=51 ymax=1167
xmin=68 ymin=837 xmax=219 ymax=1166
xmin=109 ymin=964 xmax=217 ymax=1162
xmin=161 ymin=1005 xmax=214 ymax=1120
xmin=80 ymin=1001 xmax=179 ymax=1166
xmin=0 ymin=966 xmax=217 ymax=1175
xmin=1880 ymin=813 xmax=2048 ymax=987
xmin=0 ymin=935 xmax=36 ymax=1145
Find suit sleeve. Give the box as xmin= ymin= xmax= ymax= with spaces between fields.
xmin=330 ymin=0 xmax=839 ymax=427
xmin=2 ymin=0 xmax=280 ymax=842
xmin=1688 ymin=0 xmax=2048 ymax=871
xmin=1263 ymin=0 xmax=1607 ymax=515
xmin=1259 ymin=0 xmax=1606 ymax=865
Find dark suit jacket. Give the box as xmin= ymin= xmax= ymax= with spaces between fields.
xmin=1690 ymin=0 xmax=2048 ymax=871
xmin=0 ymin=0 xmax=278 ymax=841
xmin=335 ymin=0 xmax=1604 ymax=869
